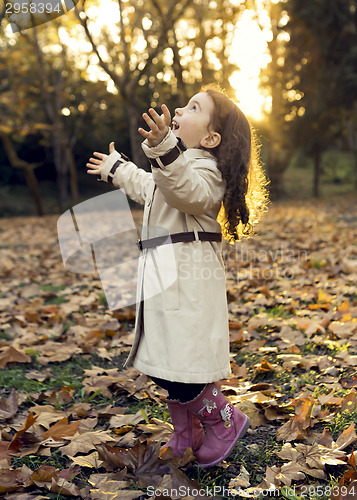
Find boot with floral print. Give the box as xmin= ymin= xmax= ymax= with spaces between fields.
xmin=182 ymin=383 xmax=250 ymax=467
xmin=161 ymin=400 xmax=205 ymax=457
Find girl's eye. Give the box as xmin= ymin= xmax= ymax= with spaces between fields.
xmin=190 ymin=104 xmax=197 ymax=111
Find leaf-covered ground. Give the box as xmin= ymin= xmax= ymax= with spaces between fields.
xmin=0 ymin=193 xmax=357 ymax=500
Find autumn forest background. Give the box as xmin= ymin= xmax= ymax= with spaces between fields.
xmin=1 ymin=1 xmax=357 ymax=499
xmin=0 ymin=0 xmax=357 ymax=213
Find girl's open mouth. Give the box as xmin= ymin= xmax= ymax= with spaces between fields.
xmin=172 ymin=120 xmax=180 ymax=131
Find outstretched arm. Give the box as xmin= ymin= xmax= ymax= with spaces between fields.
xmin=138 ymin=106 xmax=225 ymax=215
xmin=86 ymin=142 xmax=152 ymax=206
xmin=86 ymin=141 xmax=115 ymax=176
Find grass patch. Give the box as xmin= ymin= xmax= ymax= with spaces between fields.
xmin=11 ymin=449 xmax=68 ymax=471
xmin=41 ymin=284 xmax=68 ymax=293
xmin=0 ymin=355 xmax=105 ymax=396
xmin=328 ymin=409 xmax=357 ymax=440
xmin=267 ymin=305 xmax=292 ymax=319
xmin=44 ymin=295 xmax=69 ymax=305
xmin=125 ymin=400 xmax=169 ymax=422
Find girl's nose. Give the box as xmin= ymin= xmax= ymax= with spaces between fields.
xmin=175 ymin=107 xmax=183 ymax=116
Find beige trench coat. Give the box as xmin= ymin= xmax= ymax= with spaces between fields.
xmin=100 ymin=130 xmax=231 ymax=383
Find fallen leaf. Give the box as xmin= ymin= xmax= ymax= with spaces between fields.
xmin=0 ymin=389 xmax=18 ymax=420
xmin=0 ymin=346 xmax=31 ymax=368
xmin=275 ymin=461 xmax=305 ymax=487
xmin=68 ymin=451 xmax=103 ymax=468
xmin=60 ymin=430 xmax=116 ymax=456
xmin=42 ymin=417 xmax=81 ymax=441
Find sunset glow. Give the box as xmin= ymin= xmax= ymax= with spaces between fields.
xmin=229 ymin=9 xmax=272 ymax=121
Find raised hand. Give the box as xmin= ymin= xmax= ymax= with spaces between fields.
xmin=138 ymin=104 xmax=171 ymax=147
xmin=86 ymin=142 xmax=115 ymax=175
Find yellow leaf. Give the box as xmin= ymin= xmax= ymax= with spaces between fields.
xmin=68 ymin=451 xmax=103 ymax=468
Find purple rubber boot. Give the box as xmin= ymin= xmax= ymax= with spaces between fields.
xmin=161 ymin=400 xmax=205 ymax=457
xmin=182 ymin=383 xmax=250 ymax=467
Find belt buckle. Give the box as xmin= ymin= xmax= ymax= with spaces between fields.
xmin=136 ymin=239 xmax=143 ymax=251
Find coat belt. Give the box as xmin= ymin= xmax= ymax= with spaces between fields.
xmin=137 ymin=231 xmax=222 ymax=251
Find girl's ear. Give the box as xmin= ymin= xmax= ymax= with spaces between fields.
xmin=200 ymin=132 xmax=221 ymax=149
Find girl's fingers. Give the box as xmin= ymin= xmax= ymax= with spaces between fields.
xmin=143 ymin=112 xmax=159 ymax=131
xmin=109 ymin=142 xmax=115 ymax=154
xmin=138 ymin=127 xmax=150 ymax=138
xmin=149 ymin=108 xmax=164 ymax=127
xmin=86 ymin=166 xmax=100 ymax=174
xmin=93 ymin=151 xmax=105 ymax=159
xmin=161 ymin=104 xmax=171 ymax=126
xmin=89 ymin=157 xmax=102 ymax=165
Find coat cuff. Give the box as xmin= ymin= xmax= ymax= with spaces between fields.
xmin=141 ymin=129 xmax=179 ymax=158
xmin=100 ymin=150 xmax=126 ymax=183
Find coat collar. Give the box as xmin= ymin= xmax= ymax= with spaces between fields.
xmin=184 ymin=148 xmax=216 ymax=161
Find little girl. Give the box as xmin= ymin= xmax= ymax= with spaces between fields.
xmin=86 ymin=86 xmax=269 ymax=468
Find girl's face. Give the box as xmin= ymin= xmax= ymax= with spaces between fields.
xmin=172 ymin=92 xmax=221 ymax=149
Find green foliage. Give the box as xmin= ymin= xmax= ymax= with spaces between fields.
xmin=329 ymin=409 xmax=357 ymax=440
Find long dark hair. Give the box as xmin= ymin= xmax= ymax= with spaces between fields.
xmin=203 ymin=86 xmax=270 ymax=243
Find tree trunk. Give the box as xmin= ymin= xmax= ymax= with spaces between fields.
xmin=64 ymin=139 xmax=79 ymax=204
xmin=266 ymin=143 xmax=293 ymax=200
xmin=0 ymin=132 xmax=44 ymax=216
xmin=23 ymin=168 xmax=44 ymax=216
xmin=313 ymin=144 xmax=321 ymax=198
xmin=127 ymin=105 xmax=149 ymax=169
xmin=171 ymin=28 xmax=187 ymax=106
xmin=267 ymin=164 xmax=285 ymax=200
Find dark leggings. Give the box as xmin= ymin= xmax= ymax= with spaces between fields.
xmin=151 ymin=376 xmax=206 ymax=403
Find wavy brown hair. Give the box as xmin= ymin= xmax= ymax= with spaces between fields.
xmin=203 ymin=86 xmax=270 ymax=243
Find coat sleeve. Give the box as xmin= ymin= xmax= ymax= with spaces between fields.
xmin=100 ymin=150 xmax=152 ymax=206
xmin=142 ymin=131 xmax=225 ymax=215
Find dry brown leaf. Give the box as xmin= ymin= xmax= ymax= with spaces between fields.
xmin=9 ymin=412 xmax=39 ymax=447
xmin=0 ymin=389 xmax=18 ymax=420
xmin=334 ymin=423 xmax=357 ymax=451
xmin=255 ymin=358 xmax=276 ymax=373
xmin=47 ymin=386 xmax=74 ymax=406
xmin=109 ymin=410 xmax=145 ymax=428
xmin=318 ymin=390 xmax=343 ymax=406
xmin=136 ymin=418 xmax=173 ymax=444
xmin=0 ymin=467 xmax=32 ymax=494
xmin=295 ymin=443 xmax=346 ymax=468
xmin=228 ymin=465 xmax=251 ymax=489
xmin=42 ymin=417 xmax=81 ymax=441
xmin=30 ymin=465 xmax=57 ymax=486
xmin=234 ymin=400 xmax=267 ymax=429
xmin=60 ymin=430 xmax=116 ymax=456
xmin=68 ymin=451 xmax=103 ymax=468
xmin=0 ymin=346 xmax=31 ymax=368
xmin=45 ymin=477 xmax=81 ymax=496
xmin=276 ymin=443 xmax=300 ymax=462
xmin=276 ymin=398 xmax=314 ymax=442
xmin=89 ymin=480 xmax=143 ymax=500
xmin=275 ymin=461 xmax=305 ymax=487
xmin=28 ymin=405 xmax=66 ymax=432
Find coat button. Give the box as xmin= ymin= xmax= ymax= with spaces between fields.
xmin=146 ymin=198 xmax=152 ymax=207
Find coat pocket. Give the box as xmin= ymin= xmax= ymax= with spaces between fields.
xmin=143 ymin=245 xmax=180 ymax=310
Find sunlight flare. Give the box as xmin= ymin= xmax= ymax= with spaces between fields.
xmin=229 ymin=9 xmax=272 ymax=121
